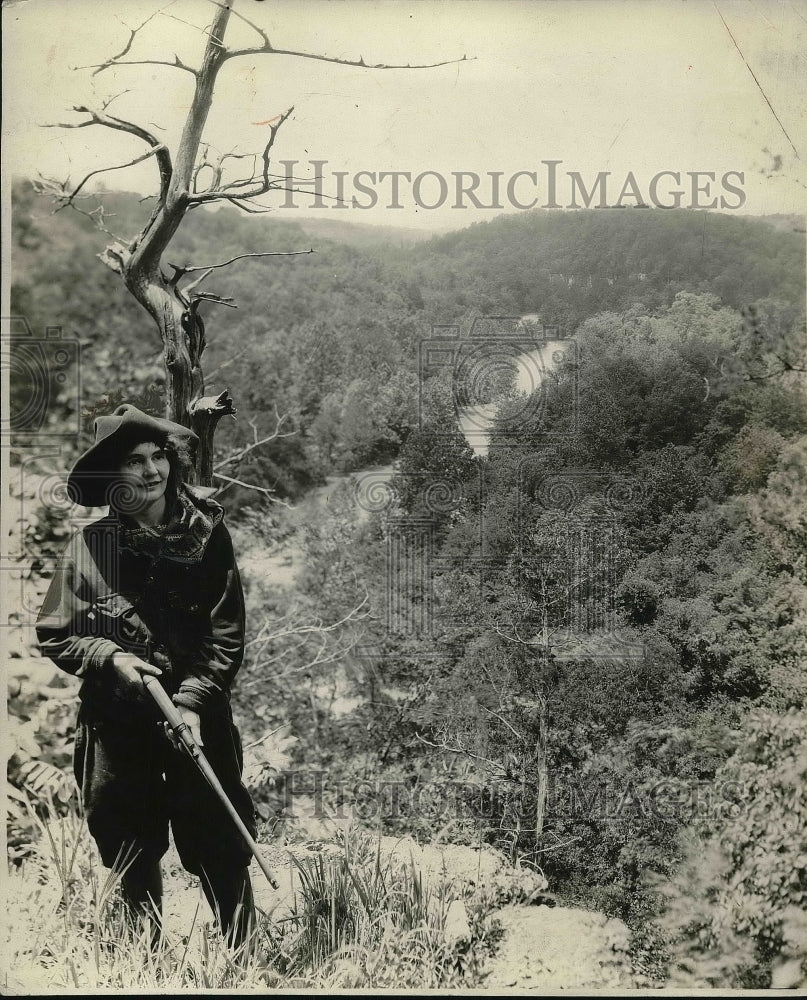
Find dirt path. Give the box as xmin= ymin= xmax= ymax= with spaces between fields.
xmin=238 ymin=463 xmax=395 ymax=591
xmin=479 ymin=904 xmax=634 ymax=991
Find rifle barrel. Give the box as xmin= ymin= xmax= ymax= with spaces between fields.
xmin=143 ymin=675 xmax=278 ymax=890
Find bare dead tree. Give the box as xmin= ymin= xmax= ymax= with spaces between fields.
xmin=41 ymin=0 xmax=468 ymax=486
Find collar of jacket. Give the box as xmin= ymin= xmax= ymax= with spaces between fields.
xmin=115 ymin=484 xmax=224 ymax=564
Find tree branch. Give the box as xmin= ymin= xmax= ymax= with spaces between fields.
xmin=224 ymin=198 xmax=277 ymax=215
xmin=244 ymin=600 xmax=371 ymax=676
xmin=213 ymin=411 xmax=295 ymax=472
xmin=32 ymin=180 xmax=129 ymax=240
xmin=49 ymin=147 xmax=165 ymax=212
xmin=188 ymin=105 xmax=295 ymax=203
xmin=191 ymin=291 xmax=238 ymax=309
xmin=246 ymin=597 xmax=370 ymax=650
xmin=205 ymin=347 xmax=250 ymax=382
xmin=181 ymin=267 xmax=215 ymax=297
xmin=250 ymin=627 xmax=366 ymax=678
xmin=71 ymin=205 xmax=127 ymax=241
xmin=481 ymin=705 xmax=526 ymax=744
xmin=216 ymin=0 xmax=469 ymax=72
xmin=77 ymin=9 xmax=160 ymax=71
xmin=415 ymin=732 xmax=511 ymax=779
xmin=212 ymin=0 xmax=270 ymax=47
xmin=167 ymin=248 xmax=314 ymax=280
xmin=491 ymin=621 xmax=567 ymax=648
xmin=100 ymin=89 xmax=132 ymax=111
xmin=75 ymin=7 xmax=197 ymax=77
xmin=44 ymin=106 xmax=173 ymax=202
xmin=222 ymin=36 xmax=470 ymax=72
xmin=90 ymin=56 xmax=198 ymax=77
xmin=212 ymin=472 xmax=283 ymax=498
xmin=198 ymin=188 xmax=339 ymax=214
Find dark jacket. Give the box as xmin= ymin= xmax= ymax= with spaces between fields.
xmin=35 ymin=512 xmax=246 ymax=718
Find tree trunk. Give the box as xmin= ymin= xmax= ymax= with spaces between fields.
xmin=113 ymin=1 xmax=234 ymax=487
xmin=116 ymin=270 xmax=228 ymax=486
xmin=534 ymin=745 xmax=548 ymax=843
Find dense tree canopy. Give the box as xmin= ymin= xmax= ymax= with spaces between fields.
xmin=10 ymin=181 xmax=807 ymax=987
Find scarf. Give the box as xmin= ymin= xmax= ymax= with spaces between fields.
xmin=117 ymin=483 xmax=224 ymax=564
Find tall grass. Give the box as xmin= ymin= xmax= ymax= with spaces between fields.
xmin=3 ymin=804 xmax=498 ymax=991
xmin=262 ymin=831 xmax=496 ymax=989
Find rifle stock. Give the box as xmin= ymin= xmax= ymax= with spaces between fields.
xmin=143 ymin=675 xmax=279 ymax=890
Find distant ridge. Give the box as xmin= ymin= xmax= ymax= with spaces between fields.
xmin=757 ymin=213 xmax=807 ymax=234
xmin=286 ymin=209 xmax=807 ymax=246
xmin=285 ymin=215 xmax=442 ymax=248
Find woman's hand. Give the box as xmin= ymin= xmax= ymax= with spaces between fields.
xmin=179 ymin=708 xmax=203 ymax=747
xmin=110 ymin=652 xmax=202 ymax=746
xmin=163 ymin=709 xmax=204 ymax=751
xmin=110 ymin=651 xmax=162 ymax=697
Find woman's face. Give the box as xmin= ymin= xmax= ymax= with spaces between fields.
xmin=116 ymin=441 xmax=171 ymax=513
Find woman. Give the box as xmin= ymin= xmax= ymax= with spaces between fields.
xmin=36 ymin=404 xmax=257 ymax=949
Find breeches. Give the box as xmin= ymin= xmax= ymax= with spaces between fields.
xmin=73 ymin=701 xmax=256 ymax=876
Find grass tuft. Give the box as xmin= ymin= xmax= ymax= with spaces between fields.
xmin=4 ymin=804 xmax=498 ymax=991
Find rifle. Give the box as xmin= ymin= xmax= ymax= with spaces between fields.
xmin=143 ymin=675 xmax=279 ymax=890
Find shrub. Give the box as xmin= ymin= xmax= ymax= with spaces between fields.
xmin=659 ymin=708 xmax=807 ymax=988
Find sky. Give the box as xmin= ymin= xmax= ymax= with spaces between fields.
xmin=3 ymin=0 xmax=807 ymax=230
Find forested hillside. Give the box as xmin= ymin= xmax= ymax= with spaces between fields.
xmin=9 ymin=181 xmax=807 ymax=988
xmin=11 ymin=181 xmax=805 ymax=495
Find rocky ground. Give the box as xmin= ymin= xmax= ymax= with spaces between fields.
xmin=160 ymin=835 xmax=635 ymax=991
xmin=478 ymin=904 xmax=633 ymax=991
xmin=162 ymin=833 xmax=549 ymax=930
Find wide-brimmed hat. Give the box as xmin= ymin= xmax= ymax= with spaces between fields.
xmin=67 ymin=404 xmax=198 ymax=507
